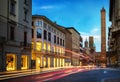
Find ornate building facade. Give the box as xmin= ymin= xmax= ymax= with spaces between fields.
xmin=107 ymin=0 xmax=120 ymax=67
xmin=32 ymin=15 xmax=70 ymax=69
xmin=0 ymin=0 xmax=32 ymax=72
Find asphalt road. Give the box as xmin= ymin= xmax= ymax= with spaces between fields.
xmin=51 ymin=68 xmax=120 ymax=82
xmin=1 ymin=68 xmax=120 ymax=82
xmin=0 ymin=67 xmax=83 ymax=82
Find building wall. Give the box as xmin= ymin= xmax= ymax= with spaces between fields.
xmin=67 ymin=29 xmax=80 ymax=52
xmin=0 ymin=0 xmax=32 ymax=72
xmin=108 ymin=0 xmax=120 ymax=67
xmin=67 ymin=28 xmax=80 ymax=66
xmin=89 ymin=36 xmax=94 ymax=49
xmin=32 ymin=15 xmax=66 ymax=69
xmin=64 ymin=29 xmax=72 ymax=66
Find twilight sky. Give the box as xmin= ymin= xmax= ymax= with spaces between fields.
xmin=32 ymin=0 xmax=111 ymax=52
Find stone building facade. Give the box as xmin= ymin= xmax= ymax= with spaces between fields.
xmin=32 ymin=15 xmax=70 ymax=69
xmin=0 ymin=0 xmax=32 ymax=72
xmin=57 ymin=25 xmax=72 ymax=66
xmin=66 ymin=27 xmax=80 ymax=66
xmin=107 ymin=0 xmax=120 ymax=67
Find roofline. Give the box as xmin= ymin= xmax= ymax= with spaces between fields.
xmin=66 ymin=27 xmax=80 ymax=35
xmin=57 ymin=24 xmax=72 ymax=34
xmin=32 ymin=15 xmax=65 ymax=33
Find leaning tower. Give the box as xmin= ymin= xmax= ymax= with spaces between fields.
xmin=101 ymin=7 xmax=106 ymax=65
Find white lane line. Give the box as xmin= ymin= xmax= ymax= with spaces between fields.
xmin=42 ymin=77 xmax=53 ymax=81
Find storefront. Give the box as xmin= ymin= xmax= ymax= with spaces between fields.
xmin=21 ymin=55 xmax=28 ymax=70
xmin=6 ymin=54 xmax=16 ymax=71
xmin=36 ymin=57 xmax=41 ymax=69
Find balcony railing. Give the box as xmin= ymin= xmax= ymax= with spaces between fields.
xmin=20 ymin=42 xmax=32 ymax=50
xmin=111 ymin=27 xmax=120 ymax=33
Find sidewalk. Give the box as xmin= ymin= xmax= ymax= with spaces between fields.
xmin=0 ymin=66 xmax=73 ymax=80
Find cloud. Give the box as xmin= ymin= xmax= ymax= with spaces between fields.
xmin=79 ymin=27 xmax=101 ymax=51
xmin=40 ymin=5 xmax=54 ymax=10
xmin=90 ymin=28 xmax=99 ymax=34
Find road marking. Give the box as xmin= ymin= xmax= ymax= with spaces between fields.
xmin=42 ymin=77 xmax=53 ymax=81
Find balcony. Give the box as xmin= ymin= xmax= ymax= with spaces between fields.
xmin=41 ymin=49 xmax=55 ymax=56
xmin=20 ymin=42 xmax=32 ymax=50
xmin=111 ymin=27 xmax=120 ymax=37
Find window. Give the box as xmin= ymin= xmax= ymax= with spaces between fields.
xmin=21 ymin=55 xmax=28 ymax=69
xmin=35 ymin=21 xmax=42 ymax=27
xmin=24 ymin=32 xmax=27 ymax=46
xmin=6 ymin=54 xmax=16 ymax=71
xmin=48 ymin=32 xmax=51 ymax=41
xmin=24 ymin=0 xmax=28 ymax=5
xmin=32 ymin=42 xmax=34 ymax=49
xmin=51 ymin=28 xmax=53 ymax=32
xmin=54 ymin=35 xmax=56 ymax=43
xmin=63 ymin=40 xmax=64 ymax=46
xmin=48 ymin=44 xmax=51 ymax=51
xmin=60 ymin=39 xmax=62 ymax=46
xmin=32 ymin=21 xmax=34 ymax=26
xmin=43 ymin=42 xmax=46 ymax=50
xmin=44 ymin=30 xmax=47 ymax=40
xmin=24 ymin=8 xmax=28 ymax=22
xmin=36 ymin=42 xmax=42 ymax=51
xmin=43 ymin=22 xmax=47 ymax=28
xmin=32 ymin=29 xmax=34 ymax=38
xmin=48 ymin=25 xmax=51 ymax=31
xmin=36 ymin=28 xmax=42 ymax=38
xmin=10 ymin=0 xmax=16 ymax=15
xmin=10 ymin=26 xmax=14 ymax=40
xmin=57 ymin=37 xmax=59 ymax=44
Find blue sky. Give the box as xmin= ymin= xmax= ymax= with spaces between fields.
xmin=32 ymin=0 xmax=111 ymax=52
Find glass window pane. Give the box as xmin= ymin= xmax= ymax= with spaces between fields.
xmin=36 ymin=42 xmax=42 ymax=51
xmin=36 ymin=28 xmax=42 ymax=38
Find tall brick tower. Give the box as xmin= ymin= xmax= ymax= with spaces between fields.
xmin=101 ymin=7 xmax=106 ymax=65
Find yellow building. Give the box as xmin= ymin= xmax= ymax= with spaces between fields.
xmin=32 ymin=15 xmax=69 ymax=69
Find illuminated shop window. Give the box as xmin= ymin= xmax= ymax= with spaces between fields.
xmin=21 ymin=55 xmax=28 ymax=69
xmin=57 ymin=58 xmax=59 ymax=67
xmin=54 ymin=46 xmax=56 ymax=53
xmin=54 ymin=58 xmax=56 ymax=67
xmin=43 ymin=42 xmax=46 ymax=50
xmin=48 ymin=44 xmax=51 ymax=52
xmin=32 ymin=42 xmax=34 ymax=49
xmin=56 ymin=46 xmax=58 ymax=53
xmin=6 ymin=54 xmax=16 ymax=71
xmin=43 ymin=57 xmax=46 ymax=67
xmin=48 ymin=57 xmax=50 ymax=68
xmin=36 ymin=42 xmax=42 ymax=51
xmin=36 ymin=57 xmax=41 ymax=69
xmin=59 ymin=48 xmax=61 ymax=54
